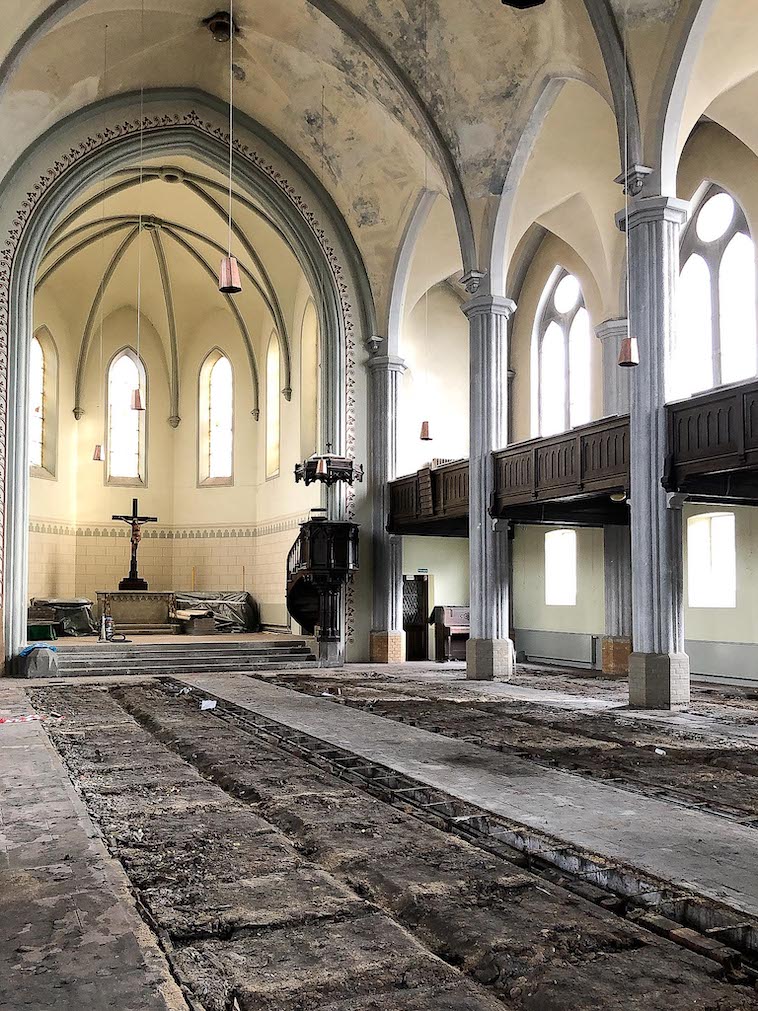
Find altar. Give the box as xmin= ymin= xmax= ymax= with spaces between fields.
xmin=96 ymin=590 xmax=179 ymax=633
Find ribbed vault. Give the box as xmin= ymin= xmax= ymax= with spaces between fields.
xmin=35 ymin=156 xmax=300 ymax=425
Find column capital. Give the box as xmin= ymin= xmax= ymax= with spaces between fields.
xmin=366 ymin=353 xmax=407 ymax=374
xmin=616 ymin=196 xmax=689 ymax=233
xmin=595 ymin=318 xmax=628 ymax=343
xmin=461 ymin=293 xmax=517 ymax=320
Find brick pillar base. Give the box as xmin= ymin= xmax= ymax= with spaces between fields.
xmin=369 ymin=630 xmax=406 ymax=664
xmin=629 ymin=652 xmax=690 ymax=709
xmin=601 ymin=636 xmax=632 ymax=677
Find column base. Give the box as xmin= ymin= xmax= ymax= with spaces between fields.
xmin=601 ymin=636 xmax=632 ymax=677
xmin=318 ymin=639 xmax=343 ymax=667
xmin=466 ymin=638 xmax=514 ymax=681
xmin=369 ymin=630 xmax=406 ymax=664
xmin=628 ymin=652 xmax=690 ymax=709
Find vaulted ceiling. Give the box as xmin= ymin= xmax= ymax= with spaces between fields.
xmin=36 ymin=154 xmax=303 ymax=419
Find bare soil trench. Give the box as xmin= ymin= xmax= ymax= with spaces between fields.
xmin=32 ymin=683 xmax=758 ymax=1011
xmin=270 ymin=674 xmax=758 ymax=822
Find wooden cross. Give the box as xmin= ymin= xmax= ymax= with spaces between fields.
xmin=112 ymin=498 xmax=158 ymax=590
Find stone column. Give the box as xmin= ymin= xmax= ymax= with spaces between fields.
xmin=620 ymin=196 xmax=690 ymax=708
xmin=367 ymin=354 xmax=407 ymax=663
xmin=596 ymin=318 xmax=632 ymax=674
xmin=462 ymin=294 xmax=516 ymax=680
xmin=595 ymin=318 xmax=631 ymax=417
xmin=602 ymin=525 xmax=632 ymax=675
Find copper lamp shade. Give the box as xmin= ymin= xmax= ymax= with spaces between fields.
xmin=130 ymin=388 xmax=145 ymax=411
xmin=420 ymin=420 xmax=432 ymax=441
xmin=618 ymin=336 xmax=640 ymax=368
xmin=92 ymin=443 xmax=104 ymax=462
xmin=315 ymin=457 xmax=329 ymax=478
xmin=219 ymin=255 xmax=242 ymax=294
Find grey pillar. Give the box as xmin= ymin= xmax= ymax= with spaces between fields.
xmin=620 ymin=196 xmax=690 ymax=708
xmin=596 ymin=318 xmax=632 ymax=674
xmin=367 ymin=354 xmax=407 ymax=663
xmin=595 ymin=318 xmax=631 ymax=417
xmin=462 ymin=294 xmax=516 ymax=680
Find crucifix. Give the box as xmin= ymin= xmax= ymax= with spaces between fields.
xmin=112 ymin=498 xmax=158 ymax=590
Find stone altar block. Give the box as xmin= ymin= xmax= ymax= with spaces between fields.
xmin=97 ymin=591 xmax=178 ymax=630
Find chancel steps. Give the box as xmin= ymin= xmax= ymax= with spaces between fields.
xmin=52 ymin=639 xmax=318 ymax=677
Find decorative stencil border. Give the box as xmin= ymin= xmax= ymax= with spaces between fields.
xmin=30 ymin=516 xmax=307 ymax=540
xmin=1 ymin=109 xmax=359 ymax=640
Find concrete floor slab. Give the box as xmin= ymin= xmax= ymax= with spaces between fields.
xmin=0 ymin=689 xmax=187 ymax=1011
xmin=181 ymin=673 xmax=758 ymax=920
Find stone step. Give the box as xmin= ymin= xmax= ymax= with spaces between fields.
xmin=110 ymin=624 xmax=182 ymax=635
xmin=56 ymin=646 xmax=314 ymax=663
xmin=57 ymin=639 xmax=311 ymax=654
xmin=51 ymin=658 xmax=319 ymax=677
xmin=56 ymin=650 xmax=313 ymax=668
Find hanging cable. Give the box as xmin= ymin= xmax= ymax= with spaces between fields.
xmin=132 ymin=0 xmax=146 ymax=408
xmin=218 ymin=1 xmax=242 ymax=293
xmin=228 ymin=0 xmax=234 ymax=257
xmin=420 ymin=0 xmax=433 ymax=440
xmin=618 ymin=0 xmax=639 ymax=368
xmin=93 ymin=22 xmax=109 ymax=460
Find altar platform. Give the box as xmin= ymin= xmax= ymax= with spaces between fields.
xmin=96 ymin=590 xmax=179 ymax=635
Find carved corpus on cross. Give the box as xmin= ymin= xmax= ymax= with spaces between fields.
xmin=112 ymin=498 xmax=158 ymax=590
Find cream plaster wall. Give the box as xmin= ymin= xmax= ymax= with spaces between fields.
xmin=684 ymin=503 xmax=758 ymax=646
xmin=512 ymin=525 xmax=605 ymax=636
xmin=504 ymin=80 xmax=622 ymax=312
xmin=397 ymin=284 xmax=469 ymax=477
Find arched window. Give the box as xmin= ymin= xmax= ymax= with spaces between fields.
xmin=535 ymin=271 xmax=592 ymax=436
xmin=300 ymin=300 xmax=319 ymax=459
xmin=29 ymin=328 xmax=59 ymax=476
xmin=677 ymin=187 xmax=756 ymax=397
xmin=29 ymin=335 xmax=45 ymax=470
xmin=107 ymin=348 xmax=146 ymax=485
xmin=199 ymin=350 xmax=234 ymax=485
xmin=266 ymin=333 xmax=281 ymax=478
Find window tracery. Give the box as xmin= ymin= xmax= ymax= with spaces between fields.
xmin=535 ymin=270 xmax=592 ymax=436
xmin=107 ymin=349 xmax=146 ymax=485
xmin=677 ymin=187 xmax=756 ymax=397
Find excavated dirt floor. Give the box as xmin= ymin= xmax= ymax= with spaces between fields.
xmin=30 ymin=681 xmax=758 ymax=1011
xmin=268 ymin=670 xmax=758 ymax=823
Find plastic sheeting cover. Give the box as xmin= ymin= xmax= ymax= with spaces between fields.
xmin=174 ymin=591 xmax=261 ymax=633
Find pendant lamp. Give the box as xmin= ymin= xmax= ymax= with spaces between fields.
xmin=131 ymin=388 xmax=145 ymax=411
xmin=219 ymin=1 xmax=242 ymax=294
xmin=420 ymin=420 xmax=432 ymax=441
xmin=219 ymin=255 xmax=242 ymax=294
xmin=618 ymin=335 xmax=640 ymax=367
xmin=92 ymin=444 xmax=104 ymax=462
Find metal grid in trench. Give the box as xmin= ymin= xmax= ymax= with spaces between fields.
xmin=162 ymin=677 xmax=758 ymax=980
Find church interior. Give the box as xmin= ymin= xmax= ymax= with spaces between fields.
xmin=4 ymin=0 xmax=758 ymax=1008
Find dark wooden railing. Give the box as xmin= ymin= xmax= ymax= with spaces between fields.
xmin=388 ymin=459 xmax=469 ymax=535
xmin=388 ymin=417 xmax=630 ymax=533
xmin=492 ymin=415 xmax=629 ymax=512
xmin=664 ymin=379 xmax=758 ymax=497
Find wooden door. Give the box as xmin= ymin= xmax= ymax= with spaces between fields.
xmin=403 ymin=575 xmax=429 ymax=661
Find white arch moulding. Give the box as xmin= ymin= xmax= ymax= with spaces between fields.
xmin=0 ymin=89 xmax=376 ymax=663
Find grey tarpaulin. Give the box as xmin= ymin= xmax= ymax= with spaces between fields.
xmin=174 ymin=591 xmax=260 ymax=633
xmin=31 ymin=598 xmax=97 ymax=636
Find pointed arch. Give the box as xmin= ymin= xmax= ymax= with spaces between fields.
xmin=199 ymin=348 xmax=234 ymax=486
xmin=106 ymin=346 xmax=147 ymax=486
xmin=266 ymin=332 xmax=281 ymax=479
